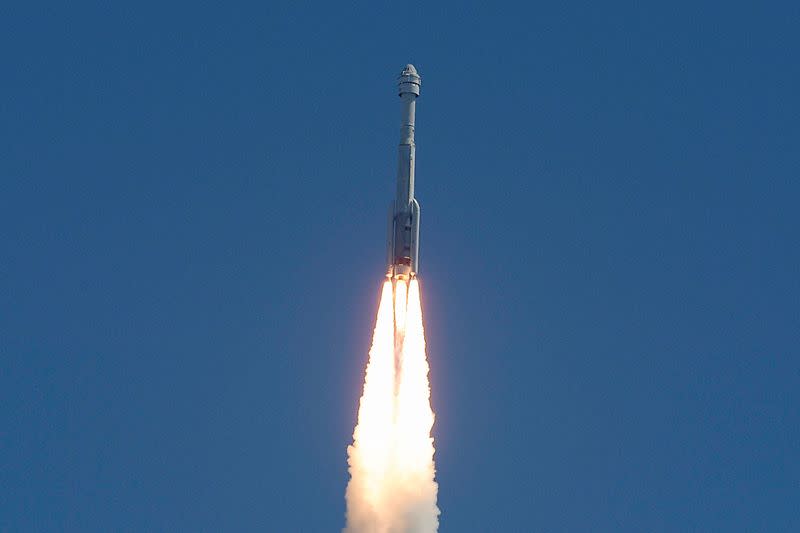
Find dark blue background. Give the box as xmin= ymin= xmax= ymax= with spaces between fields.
xmin=2 ymin=2 xmax=798 ymax=531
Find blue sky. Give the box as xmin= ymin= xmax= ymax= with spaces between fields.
xmin=2 ymin=2 xmax=798 ymax=531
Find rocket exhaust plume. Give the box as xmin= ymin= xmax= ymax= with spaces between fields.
xmin=345 ymin=280 xmax=439 ymax=533
xmin=344 ymin=64 xmax=438 ymax=532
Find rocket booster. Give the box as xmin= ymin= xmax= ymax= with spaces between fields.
xmin=387 ymin=64 xmax=422 ymax=280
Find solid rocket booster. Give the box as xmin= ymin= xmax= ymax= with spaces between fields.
xmin=387 ymin=64 xmax=422 ymax=280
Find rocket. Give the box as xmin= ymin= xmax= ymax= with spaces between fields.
xmin=387 ymin=64 xmax=422 ymax=280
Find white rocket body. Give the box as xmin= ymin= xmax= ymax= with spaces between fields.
xmin=387 ymin=64 xmax=422 ymax=280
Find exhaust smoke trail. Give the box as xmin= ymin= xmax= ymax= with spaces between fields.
xmin=345 ymin=279 xmax=439 ymax=533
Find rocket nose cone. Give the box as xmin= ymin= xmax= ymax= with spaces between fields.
xmin=398 ymin=64 xmax=421 ymax=96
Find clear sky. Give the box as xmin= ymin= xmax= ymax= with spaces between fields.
xmin=2 ymin=2 xmax=798 ymax=531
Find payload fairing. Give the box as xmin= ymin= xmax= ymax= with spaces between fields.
xmin=387 ymin=64 xmax=422 ymax=280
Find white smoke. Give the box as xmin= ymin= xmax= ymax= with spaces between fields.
xmin=345 ymin=280 xmax=439 ymax=533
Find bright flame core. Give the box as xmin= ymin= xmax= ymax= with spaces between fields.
xmin=345 ymin=279 xmax=439 ymax=533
